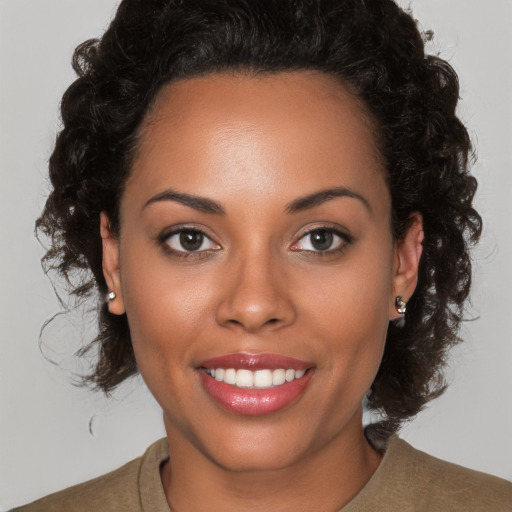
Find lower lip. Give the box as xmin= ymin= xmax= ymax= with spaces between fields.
xmin=198 ymin=370 xmax=314 ymax=415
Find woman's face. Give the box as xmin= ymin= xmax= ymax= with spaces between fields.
xmin=103 ymin=71 xmax=419 ymax=471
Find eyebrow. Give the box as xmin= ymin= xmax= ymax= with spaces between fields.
xmin=285 ymin=187 xmax=371 ymax=214
xmin=144 ymin=189 xmax=225 ymax=215
xmin=143 ymin=185 xmax=370 ymax=216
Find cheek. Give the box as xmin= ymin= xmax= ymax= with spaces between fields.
xmin=119 ymin=248 xmax=216 ymax=373
xmin=299 ymin=243 xmax=394 ymax=378
xmin=302 ymin=247 xmax=394 ymax=331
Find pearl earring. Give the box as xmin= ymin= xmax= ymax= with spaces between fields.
xmin=107 ymin=291 xmax=117 ymax=301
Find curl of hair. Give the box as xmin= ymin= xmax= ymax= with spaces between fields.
xmin=36 ymin=0 xmax=482 ymax=442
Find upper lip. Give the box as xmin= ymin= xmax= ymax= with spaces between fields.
xmin=199 ymin=352 xmax=313 ymax=371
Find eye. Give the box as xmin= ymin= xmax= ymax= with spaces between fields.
xmin=163 ymin=229 xmax=220 ymax=253
xmin=292 ymin=228 xmax=350 ymax=253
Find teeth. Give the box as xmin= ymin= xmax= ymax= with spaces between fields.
xmin=254 ymin=369 xmax=273 ymax=388
xmin=205 ymin=368 xmax=307 ymax=389
xmin=236 ymin=369 xmax=254 ymax=387
xmin=224 ymin=368 xmax=236 ymax=385
xmin=272 ymin=369 xmax=286 ymax=386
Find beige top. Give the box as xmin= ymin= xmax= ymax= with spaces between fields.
xmin=13 ymin=436 xmax=512 ymax=511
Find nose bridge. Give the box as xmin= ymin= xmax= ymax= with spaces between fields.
xmin=215 ymin=242 xmax=295 ymax=332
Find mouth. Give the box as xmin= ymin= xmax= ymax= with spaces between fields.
xmin=203 ymin=367 xmax=306 ymax=389
xmin=198 ymin=353 xmax=314 ymax=415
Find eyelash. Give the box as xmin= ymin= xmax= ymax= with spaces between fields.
xmin=157 ymin=226 xmax=352 ymax=259
xmin=291 ymin=227 xmax=352 ymax=256
xmin=158 ymin=227 xmax=220 ymax=259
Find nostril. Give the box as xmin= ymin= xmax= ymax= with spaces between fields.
xmin=215 ymin=290 xmax=296 ymax=332
xmin=225 ymin=317 xmax=280 ymax=330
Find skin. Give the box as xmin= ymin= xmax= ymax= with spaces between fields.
xmin=102 ymin=71 xmax=423 ymax=511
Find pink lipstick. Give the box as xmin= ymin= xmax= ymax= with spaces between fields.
xmin=198 ymin=353 xmax=314 ymax=415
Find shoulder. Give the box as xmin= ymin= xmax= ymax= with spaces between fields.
xmin=10 ymin=458 xmax=141 ymax=512
xmin=11 ymin=439 xmax=169 ymax=512
xmin=382 ymin=436 xmax=511 ymax=511
xmin=344 ymin=436 xmax=511 ymax=512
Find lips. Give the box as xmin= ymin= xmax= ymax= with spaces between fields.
xmin=198 ymin=353 xmax=314 ymax=415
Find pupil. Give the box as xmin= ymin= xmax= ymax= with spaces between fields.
xmin=311 ymin=230 xmax=333 ymax=251
xmin=180 ymin=231 xmax=203 ymax=251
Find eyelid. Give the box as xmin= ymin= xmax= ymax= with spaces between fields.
xmin=158 ymin=225 xmax=221 ymax=255
xmin=290 ymin=225 xmax=352 ymax=252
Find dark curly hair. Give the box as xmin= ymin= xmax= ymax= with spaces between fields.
xmin=36 ymin=0 xmax=482 ymax=443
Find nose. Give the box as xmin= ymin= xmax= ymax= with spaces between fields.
xmin=215 ymin=253 xmax=296 ymax=333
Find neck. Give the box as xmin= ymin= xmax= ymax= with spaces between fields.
xmin=160 ymin=415 xmax=382 ymax=512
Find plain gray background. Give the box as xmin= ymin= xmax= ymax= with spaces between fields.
xmin=1 ymin=0 xmax=511 ymax=509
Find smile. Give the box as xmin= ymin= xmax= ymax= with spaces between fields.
xmin=203 ymin=368 xmax=306 ymax=389
xmin=198 ymin=353 xmax=314 ymax=415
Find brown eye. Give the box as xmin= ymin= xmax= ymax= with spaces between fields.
xmin=292 ymin=228 xmax=350 ymax=253
xmin=180 ymin=230 xmax=204 ymax=251
xmin=164 ymin=229 xmax=220 ymax=253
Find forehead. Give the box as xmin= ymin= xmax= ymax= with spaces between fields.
xmin=126 ymin=71 xmax=388 ymax=214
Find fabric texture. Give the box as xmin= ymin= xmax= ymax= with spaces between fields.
xmin=13 ymin=436 xmax=512 ymax=511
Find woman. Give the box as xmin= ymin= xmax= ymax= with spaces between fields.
xmin=10 ymin=0 xmax=511 ymax=510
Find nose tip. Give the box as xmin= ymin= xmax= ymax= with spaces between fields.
xmin=215 ymin=264 xmax=295 ymax=333
xmin=221 ymin=304 xmax=282 ymax=333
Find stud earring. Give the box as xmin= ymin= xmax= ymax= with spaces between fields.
xmin=107 ymin=291 xmax=117 ymax=301
xmin=395 ymin=296 xmax=407 ymax=315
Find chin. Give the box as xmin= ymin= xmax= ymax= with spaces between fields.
xmin=196 ymin=421 xmax=319 ymax=473
xmin=209 ymin=445 xmax=303 ymax=473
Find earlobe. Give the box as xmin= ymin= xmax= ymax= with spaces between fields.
xmin=390 ymin=213 xmax=424 ymax=320
xmin=100 ymin=212 xmax=126 ymax=315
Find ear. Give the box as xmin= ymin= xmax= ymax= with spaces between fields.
xmin=100 ymin=212 xmax=126 ymax=315
xmin=389 ymin=212 xmax=424 ymax=320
